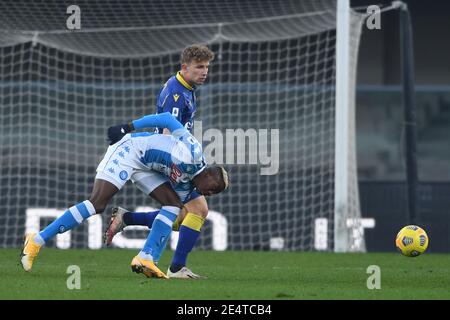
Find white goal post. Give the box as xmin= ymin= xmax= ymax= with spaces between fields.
xmin=335 ymin=0 xmax=353 ymax=252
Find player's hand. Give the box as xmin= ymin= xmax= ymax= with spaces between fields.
xmin=107 ymin=122 xmax=134 ymax=145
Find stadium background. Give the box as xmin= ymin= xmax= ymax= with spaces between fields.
xmin=0 ymin=0 xmax=448 ymax=253
xmin=354 ymin=0 xmax=449 ymax=252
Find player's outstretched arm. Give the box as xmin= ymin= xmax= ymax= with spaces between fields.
xmin=133 ymin=112 xmax=184 ymax=133
xmin=107 ymin=112 xmax=185 ymax=145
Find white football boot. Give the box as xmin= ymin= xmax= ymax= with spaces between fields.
xmin=167 ymin=266 xmax=207 ymax=279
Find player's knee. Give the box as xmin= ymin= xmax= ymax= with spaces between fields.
xmin=196 ymin=203 xmax=208 ymax=218
xmin=87 ymin=197 xmax=107 ymax=213
xmin=159 ymin=198 xmax=183 ymax=209
xmin=186 ymin=200 xmax=209 ymax=218
xmin=157 ymin=193 xmax=183 ymax=208
xmin=149 ymin=182 xmax=184 ymax=208
xmin=88 ymin=179 xmax=117 ymax=213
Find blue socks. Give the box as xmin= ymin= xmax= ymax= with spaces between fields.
xmin=170 ymin=213 xmax=205 ymax=272
xmin=36 ymin=200 xmax=96 ymax=244
xmin=128 ymin=209 xmax=205 ymax=272
xmin=123 ymin=210 xmax=158 ymax=228
xmin=139 ymin=206 xmax=180 ymax=262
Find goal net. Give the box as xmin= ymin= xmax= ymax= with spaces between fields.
xmin=0 ymin=0 xmax=366 ymax=251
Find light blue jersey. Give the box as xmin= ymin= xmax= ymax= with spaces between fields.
xmin=96 ymin=112 xmax=205 ymax=199
xmin=131 ymin=131 xmax=205 ymax=190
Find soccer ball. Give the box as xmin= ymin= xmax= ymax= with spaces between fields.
xmin=395 ymin=225 xmax=429 ymax=257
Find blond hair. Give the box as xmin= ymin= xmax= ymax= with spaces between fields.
xmin=180 ymin=44 xmax=215 ymax=64
xmin=220 ymin=166 xmax=229 ymax=190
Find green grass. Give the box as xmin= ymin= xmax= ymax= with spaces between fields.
xmin=1 ymin=248 xmax=449 ymax=299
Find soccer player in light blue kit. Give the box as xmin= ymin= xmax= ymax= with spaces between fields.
xmin=104 ymin=44 xmax=215 ymax=279
xmin=20 ymin=112 xmax=229 ymax=279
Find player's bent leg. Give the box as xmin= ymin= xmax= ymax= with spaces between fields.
xmin=122 ymin=171 xmax=184 ymax=236
xmin=143 ymin=181 xmax=184 ymax=261
xmin=149 ymin=182 xmax=184 ymax=208
xmin=172 ymin=194 xmax=207 ymax=230
xmin=138 ymin=205 xmax=180 ymax=263
xmin=172 ymin=206 xmax=187 ymax=231
xmin=88 ymin=178 xmax=121 ymax=213
xmin=21 ymin=179 xmax=119 ymax=272
xmin=132 ymin=205 xmax=180 ymax=279
xmin=122 ymin=210 xmax=159 ymax=228
xmin=132 ymin=181 xmax=183 ymax=279
xmin=104 ymin=204 xmax=184 ymax=248
xmin=103 ymin=207 xmax=161 ymax=246
xmin=22 ymin=138 xmax=134 ymax=271
xmin=184 ymin=195 xmax=209 ymax=219
xmin=168 ymin=194 xmax=208 ymax=279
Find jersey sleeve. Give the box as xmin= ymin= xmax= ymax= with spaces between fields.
xmin=132 ymin=112 xmax=186 ymax=134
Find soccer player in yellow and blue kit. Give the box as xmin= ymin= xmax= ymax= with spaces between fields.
xmin=104 ymin=44 xmax=215 ymax=279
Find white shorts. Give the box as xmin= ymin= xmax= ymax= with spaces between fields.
xmin=95 ymin=135 xmax=193 ymax=202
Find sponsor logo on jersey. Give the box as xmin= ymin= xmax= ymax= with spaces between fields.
xmin=169 ymin=163 xmax=182 ymax=183
xmin=173 ymin=94 xmax=180 ymax=102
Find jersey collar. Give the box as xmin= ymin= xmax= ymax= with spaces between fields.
xmin=176 ymin=72 xmax=194 ymax=91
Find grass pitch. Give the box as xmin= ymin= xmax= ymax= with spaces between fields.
xmin=1 ymin=248 xmax=449 ymax=299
